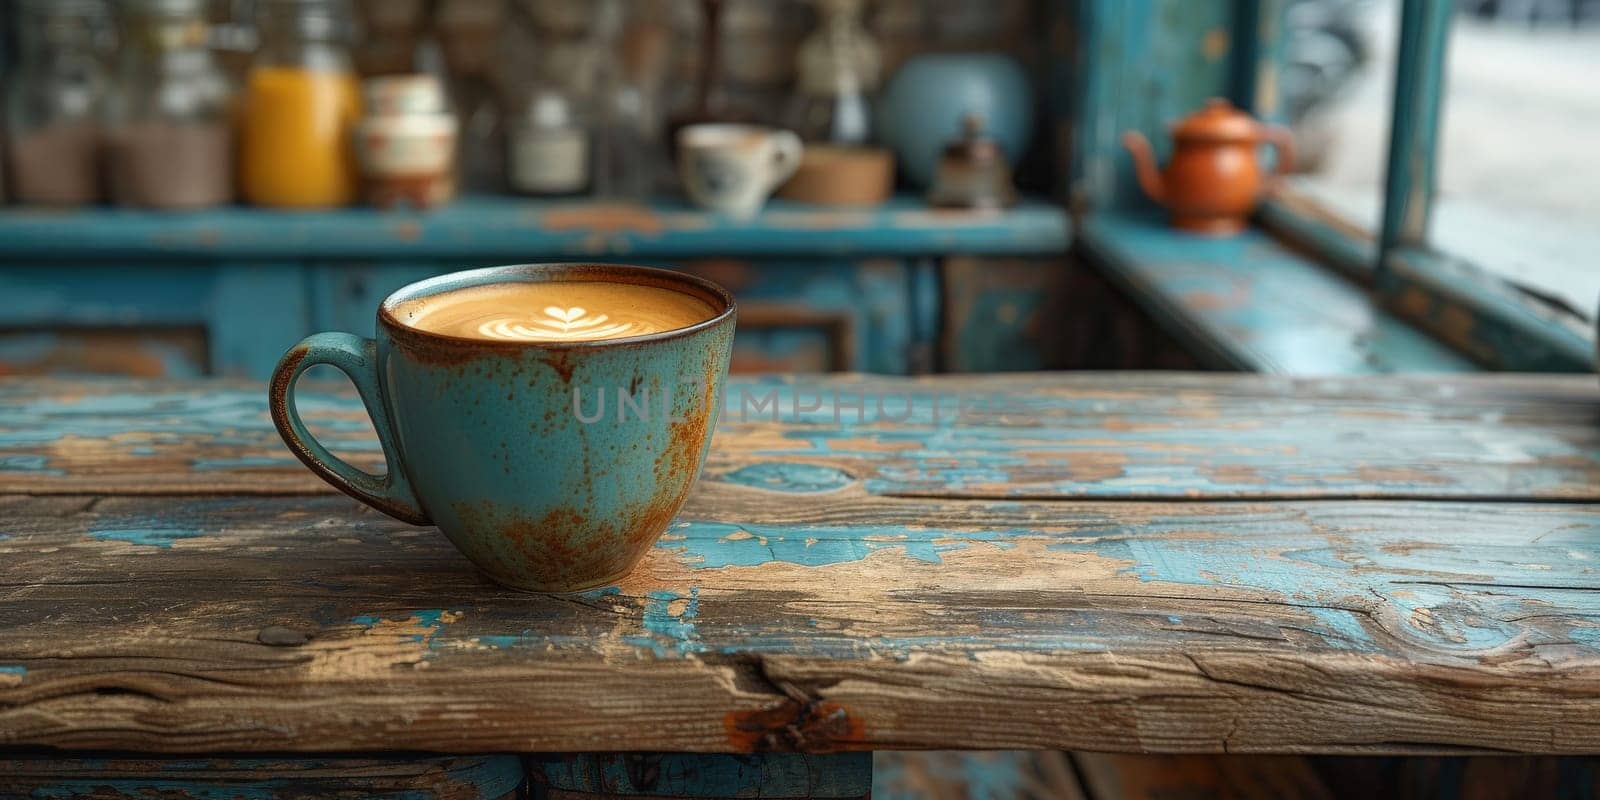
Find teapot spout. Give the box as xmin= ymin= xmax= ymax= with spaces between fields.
xmin=1121 ymin=131 xmax=1167 ymax=205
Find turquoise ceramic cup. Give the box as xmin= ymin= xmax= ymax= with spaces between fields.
xmin=269 ymin=264 xmax=736 ymax=592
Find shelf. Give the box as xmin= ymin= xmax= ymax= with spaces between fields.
xmin=0 ymin=194 xmax=1071 ymax=262
xmin=1079 ymin=213 xmax=1478 ymax=375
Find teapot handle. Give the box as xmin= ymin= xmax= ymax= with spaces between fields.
xmin=1262 ymin=125 xmax=1296 ymax=178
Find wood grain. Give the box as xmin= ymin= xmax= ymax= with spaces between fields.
xmin=4 ymin=374 xmax=1600 ymax=500
xmin=7 ymin=487 xmax=1600 ymax=754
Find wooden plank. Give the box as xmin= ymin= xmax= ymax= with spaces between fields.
xmin=1259 ymin=188 xmax=1377 ymax=281
xmin=0 ymin=754 xmax=524 ymax=799
xmin=4 ymin=375 xmax=1600 ymax=500
xmin=1382 ymin=247 xmax=1594 ymax=373
xmin=940 ymin=257 xmax=1073 ymax=372
xmin=1079 ymin=215 xmax=1480 ymax=374
xmin=0 ymin=328 xmax=207 ymax=378
xmin=0 ymin=196 xmax=1070 ymax=261
xmin=1308 ymin=755 xmax=1600 ymax=799
xmin=8 ymin=491 xmax=1600 ymax=754
xmin=1051 ymin=258 xmax=1204 ymax=370
xmin=1071 ymin=753 xmax=1334 ymax=800
xmin=531 ymin=753 xmax=870 ymax=798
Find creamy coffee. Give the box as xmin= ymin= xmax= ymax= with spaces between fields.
xmin=394 ymin=280 xmax=717 ymax=342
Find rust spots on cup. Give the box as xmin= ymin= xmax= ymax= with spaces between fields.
xmin=384 ymin=322 xmax=500 ymax=369
xmin=538 ymin=350 xmax=576 ymax=384
xmin=268 ymin=344 xmax=309 ymax=431
xmin=452 ymin=499 xmax=688 ymax=593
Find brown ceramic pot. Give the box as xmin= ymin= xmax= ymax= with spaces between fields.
xmin=1122 ymin=98 xmax=1294 ymax=235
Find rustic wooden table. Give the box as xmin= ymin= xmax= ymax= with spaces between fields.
xmin=4 ymin=374 xmax=1600 ymax=797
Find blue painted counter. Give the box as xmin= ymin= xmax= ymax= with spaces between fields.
xmin=0 ymin=195 xmax=1069 ymax=260
xmin=0 ymin=195 xmax=1070 ymax=379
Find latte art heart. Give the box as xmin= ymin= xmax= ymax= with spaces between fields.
xmin=477 ymin=306 xmax=643 ymax=341
xmin=395 ymin=280 xmax=717 ymax=343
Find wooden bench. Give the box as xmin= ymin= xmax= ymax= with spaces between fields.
xmin=5 ymin=374 xmax=1600 ymax=797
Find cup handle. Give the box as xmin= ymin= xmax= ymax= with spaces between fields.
xmin=269 ymin=331 xmax=431 ymax=525
xmin=767 ymin=130 xmax=804 ymax=191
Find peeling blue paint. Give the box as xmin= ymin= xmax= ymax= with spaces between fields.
xmin=410 ymin=609 xmax=451 ymax=627
xmin=627 ymin=587 xmax=703 ymax=657
xmin=1304 ymin=608 xmax=1370 ymax=650
xmin=665 ymin=521 xmax=1018 ymax=569
xmin=1567 ymin=625 xmax=1600 ymax=651
xmin=89 ymin=528 xmax=203 ymax=548
xmin=721 ymin=462 xmax=855 ymax=493
xmin=0 ymin=388 xmax=380 ymax=466
xmin=579 ymin=585 xmax=622 ymax=600
xmin=474 ymin=633 xmax=530 ymax=648
xmin=191 ymin=455 xmax=294 ymax=470
xmin=748 ymin=400 xmax=1599 ymax=499
xmin=651 ymin=506 xmax=1600 ymax=657
xmin=348 ymin=610 xmax=461 ymax=644
xmin=409 ymin=609 xmax=457 ymax=643
xmin=0 ymin=665 xmax=26 ymax=676
xmin=0 ymin=453 xmax=61 ymax=474
xmin=12 ymin=380 xmax=1595 ymax=501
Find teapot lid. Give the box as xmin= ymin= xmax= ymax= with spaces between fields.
xmin=1170 ymin=98 xmax=1262 ymax=143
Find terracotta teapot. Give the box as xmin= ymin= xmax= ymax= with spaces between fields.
xmin=1122 ymin=98 xmax=1294 ymax=235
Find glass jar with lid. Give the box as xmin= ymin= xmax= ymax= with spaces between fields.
xmin=4 ymin=0 xmax=112 ymax=206
xmin=239 ymin=0 xmax=362 ymax=207
xmin=509 ymin=89 xmax=590 ymax=196
xmin=106 ymin=0 xmax=236 ymax=209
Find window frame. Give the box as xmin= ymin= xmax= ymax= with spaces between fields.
xmin=1252 ymin=0 xmax=1592 ymax=370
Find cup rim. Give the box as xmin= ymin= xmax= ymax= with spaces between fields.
xmin=378 ymin=263 xmax=737 ymax=351
xmin=677 ymin=123 xmax=785 ymax=147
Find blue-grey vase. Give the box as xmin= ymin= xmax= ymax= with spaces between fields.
xmin=877 ymin=53 xmax=1035 ymax=189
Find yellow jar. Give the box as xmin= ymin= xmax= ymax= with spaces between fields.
xmin=239 ymin=0 xmax=360 ymax=208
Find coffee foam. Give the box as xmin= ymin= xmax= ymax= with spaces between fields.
xmin=394 ymin=280 xmax=717 ymax=343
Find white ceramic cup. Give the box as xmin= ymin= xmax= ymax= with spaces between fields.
xmin=677 ymin=124 xmax=803 ymax=219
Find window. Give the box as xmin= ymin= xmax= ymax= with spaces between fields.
xmin=1433 ymin=7 xmax=1600 ymax=317
xmin=1264 ymin=0 xmax=1595 ymax=370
